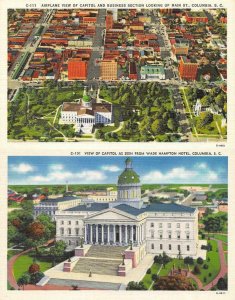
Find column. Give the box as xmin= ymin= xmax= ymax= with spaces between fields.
xmin=119 ymin=225 xmax=122 ymax=244
xmin=96 ymin=224 xmax=98 ymax=244
xmin=131 ymin=225 xmax=134 ymax=243
xmin=107 ymin=225 xmax=110 ymax=244
xmin=113 ymin=225 xmax=116 ymax=244
xmin=84 ymin=224 xmax=87 ymax=243
xmin=101 ymin=225 xmax=104 ymax=244
xmin=90 ymin=224 xmax=93 ymax=244
xmin=136 ymin=226 xmax=139 ymax=245
xmin=125 ymin=225 xmax=128 ymax=244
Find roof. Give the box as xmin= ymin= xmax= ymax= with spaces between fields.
xmin=118 ymin=169 xmax=140 ymax=185
xmin=141 ymin=65 xmax=165 ymax=75
xmin=144 ymin=203 xmax=196 ymax=213
xmin=114 ymin=204 xmax=143 ymax=216
xmin=65 ymin=203 xmax=109 ymax=212
xmin=41 ymin=196 xmax=80 ymax=204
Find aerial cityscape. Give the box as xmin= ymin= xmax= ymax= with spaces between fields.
xmin=8 ymin=156 xmax=228 ymax=290
xmin=8 ymin=8 xmax=227 ymax=142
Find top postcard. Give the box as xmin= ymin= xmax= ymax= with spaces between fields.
xmin=8 ymin=8 xmax=227 ymax=142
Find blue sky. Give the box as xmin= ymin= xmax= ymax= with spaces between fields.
xmin=8 ymin=156 xmax=228 ymax=185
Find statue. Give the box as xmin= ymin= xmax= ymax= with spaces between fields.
xmin=122 ymin=252 xmax=125 ymax=265
xmin=80 ymin=237 xmax=84 ymax=248
xmin=89 ymin=269 xmax=92 ymax=277
xmin=130 ymin=240 xmax=133 ymax=250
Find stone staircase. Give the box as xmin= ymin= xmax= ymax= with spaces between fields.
xmin=73 ymin=257 xmax=121 ymax=276
xmin=72 ymin=245 xmax=128 ymax=276
xmin=85 ymin=245 xmax=127 ymax=259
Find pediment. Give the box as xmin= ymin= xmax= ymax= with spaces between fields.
xmin=85 ymin=209 xmax=137 ymax=222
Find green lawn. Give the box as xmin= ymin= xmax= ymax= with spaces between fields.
xmin=208 ymin=234 xmax=227 ymax=243
xmin=13 ymin=251 xmax=52 ymax=281
xmin=158 ymin=259 xmax=187 ymax=277
xmin=223 ymin=243 xmax=228 ymax=251
xmin=142 ymin=263 xmax=161 ymax=289
xmin=197 ymin=240 xmax=220 ymax=285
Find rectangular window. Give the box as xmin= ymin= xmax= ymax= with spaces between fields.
xmin=187 ymin=245 xmax=190 ymax=251
xmin=178 ymin=245 xmax=181 ymax=251
xmin=160 ymin=234 xmax=162 ymax=239
xmin=76 ymin=221 xmax=79 ymax=225
xmin=68 ymin=221 xmax=71 ymax=225
xmin=168 ymin=234 xmax=171 ymax=239
xmin=76 ymin=228 xmax=79 ymax=235
xmin=151 ymin=223 xmax=154 ymax=228
xmin=151 ymin=244 xmax=154 ymax=250
xmin=177 ymin=234 xmax=180 ymax=240
xmin=187 ymin=234 xmax=190 ymax=240
xmin=151 ymin=232 xmax=154 ymax=238
xmin=61 ymin=220 xmax=64 ymax=225
xmin=169 ymin=244 xmax=171 ymax=250
xmin=160 ymin=244 xmax=163 ymax=250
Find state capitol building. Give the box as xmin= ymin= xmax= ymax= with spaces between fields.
xmin=55 ymin=158 xmax=199 ymax=258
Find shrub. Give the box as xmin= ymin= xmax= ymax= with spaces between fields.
xmin=29 ymin=272 xmax=44 ymax=285
xmin=146 ymin=268 xmax=151 ymax=274
xmin=209 ymin=273 xmax=212 ymax=277
xmin=203 ymin=264 xmax=209 ymax=270
xmin=152 ymin=274 xmax=158 ymax=281
xmin=28 ymin=263 xmax=40 ymax=274
xmin=201 ymin=233 xmax=205 ymax=239
xmin=184 ymin=256 xmax=194 ymax=265
xmin=197 ymin=257 xmax=204 ymax=265
xmin=203 ymin=277 xmax=207 ymax=283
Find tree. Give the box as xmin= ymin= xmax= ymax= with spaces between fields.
xmin=197 ymin=257 xmax=204 ymax=265
xmin=28 ymin=263 xmax=40 ymax=274
xmin=193 ymin=264 xmax=201 ymax=275
xmin=126 ymin=281 xmax=147 ymax=290
xmin=50 ymin=240 xmax=67 ymax=265
xmin=17 ymin=273 xmax=30 ymax=290
xmin=153 ymin=275 xmax=195 ymax=290
xmin=151 ymin=119 xmax=166 ymax=135
xmin=184 ymin=256 xmax=194 ymax=265
xmin=217 ymin=277 xmax=227 ymax=290
xmin=29 ymin=272 xmax=45 ymax=285
xmin=203 ymin=216 xmax=222 ymax=232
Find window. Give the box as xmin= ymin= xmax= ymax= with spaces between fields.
xmin=159 ymin=233 xmax=162 ymax=239
xmin=177 ymin=233 xmax=180 ymax=240
xmin=186 ymin=223 xmax=189 ymax=228
xmin=168 ymin=233 xmax=171 ymax=239
xmin=177 ymin=223 xmax=180 ymax=228
xmin=61 ymin=220 xmax=64 ymax=225
xmin=151 ymin=243 xmax=154 ymax=250
xmin=187 ymin=234 xmax=190 ymax=240
xmin=178 ymin=245 xmax=181 ymax=251
xmin=68 ymin=240 xmax=72 ymax=245
xmin=60 ymin=228 xmax=64 ymax=235
xmin=76 ymin=221 xmax=79 ymax=225
xmin=187 ymin=245 xmax=190 ymax=251
xmin=151 ymin=222 xmax=154 ymax=228
xmin=68 ymin=221 xmax=71 ymax=225
xmin=76 ymin=228 xmax=79 ymax=236
xmin=151 ymin=231 xmax=154 ymax=238
xmin=169 ymin=244 xmax=171 ymax=250
xmin=160 ymin=244 xmax=163 ymax=250
xmin=68 ymin=228 xmax=71 ymax=235
xmin=159 ymin=223 xmax=163 ymax=228
xmin=167 ymin=223 xmax=171 ymax=228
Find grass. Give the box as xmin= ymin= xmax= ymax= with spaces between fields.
xmin=13 ymin=251 xmax=52 ymax=281
xmin=222 ymin=243 xmax=228 ymax=251
xmin=142 ymin=263 xmax=161 ymax=289
xmin=158 ymin=259 xmax=187 ymax=277
xmin=208 ymin=234 xmax=227 ymax=243
xmin=196 ymin=240 xmax=220 ymax=285
xmin=8 ymin=250 xmax=21 ymax=260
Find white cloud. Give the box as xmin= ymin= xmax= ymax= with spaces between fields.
xmin=28 ymin=169 xmax=107 ymax=184
xmin=49 ymin=164 xmax=64 ymax=171
xmin=10 ymin=163 xmax=35 ymax=174
xmin=101 ymin=165 xmax=121 ymax=172
xmin=195 ymin=163 xmax=208 ymax=170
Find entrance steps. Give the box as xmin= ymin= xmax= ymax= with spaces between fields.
xmin=85 ymin=245 xmax=127 ymax=259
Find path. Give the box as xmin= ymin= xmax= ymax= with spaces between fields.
xmin=8 ymin=239 xmax=54 ymax=290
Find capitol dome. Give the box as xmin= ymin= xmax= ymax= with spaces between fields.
xmin=118 ymin=158 xmax=140 ymax=185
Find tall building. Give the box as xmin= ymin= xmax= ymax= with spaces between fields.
xmin=106 ymin=14 xmax=113 ymax=30
xmin=55 ymin=158 xmax=199 ymax=258
xmin=178 ymin=56 xmax=198 ymax=81
xmin=185 ymin=11 xmax=208 ymax=23
xmin=68 ymin=59 xmax=87 ymax=80
xmin=100 ymin=60 xmax=118 ymax=80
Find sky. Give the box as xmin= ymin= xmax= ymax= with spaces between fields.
xmin=8 ymin=156 xmax=228 ymax=185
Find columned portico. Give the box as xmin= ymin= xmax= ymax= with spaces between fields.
xmin=84 ymin=223 xmax=144 ymax=246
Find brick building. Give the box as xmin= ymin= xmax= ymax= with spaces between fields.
xmin=178 ymin=56 xmax=198 ymax=81
xmin=68 ymin=59 xmax=88 ymax=80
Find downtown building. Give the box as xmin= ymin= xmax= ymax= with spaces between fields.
xmin=178 ymin=56 xmax=198 ymax=81
xmin=55 ymin=158 xmax=199 ymax=258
